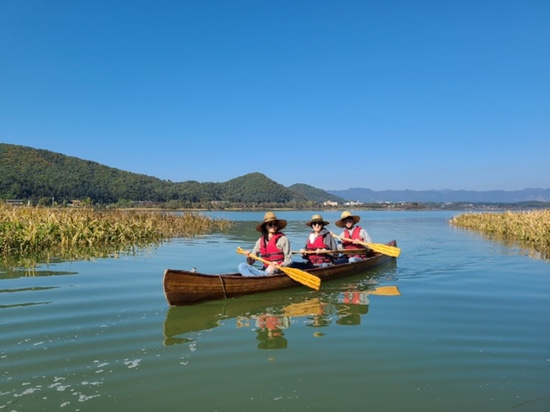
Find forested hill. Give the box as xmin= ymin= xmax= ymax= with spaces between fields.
xmin=0 ymin=143 xmax=331 ymax=206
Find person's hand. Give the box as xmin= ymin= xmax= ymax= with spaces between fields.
xmin=265 ymin=262 xmax=277 ymax=274
xmin=242 ymin=250 xmax=254 ymax=265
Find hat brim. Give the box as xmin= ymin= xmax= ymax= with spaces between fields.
xmin=256 ymin=219 xmax=287 ymax=232
xmin=335 ymin=216 xmax=360 ymax=228
xmin=306 ymin=220 xmax=329 ymax=227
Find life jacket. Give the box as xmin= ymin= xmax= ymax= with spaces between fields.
xmin=305 ymin=232 xmax=333 ymax=265
xmin=259 ymin=233 xmax=285 ymax=268
xmin=342 ymin=226 xmax=366 ymax=258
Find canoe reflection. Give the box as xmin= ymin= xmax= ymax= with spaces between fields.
xmin=163 ymin=285 xmax=400 ymax=348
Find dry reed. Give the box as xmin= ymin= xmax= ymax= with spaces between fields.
xmin=449 ymin=209 xmax=550 ymax=258
xmin=0 ymin=204 xmax=233 ymax=267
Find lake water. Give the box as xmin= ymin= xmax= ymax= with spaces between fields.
xmin=1 ymin=210 xmax=549 ymax=412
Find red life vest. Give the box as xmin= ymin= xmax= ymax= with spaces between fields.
xmin=342 ymin=226 xmax=364 ymax=248
xmin=259 ymin=233 xmax=285 ymax=268
xmin=305 ymin=232 xmax=332 ymax=265
xmin=343 ymin=226 xmax=366 ymax=258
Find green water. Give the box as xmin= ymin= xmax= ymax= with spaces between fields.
xmin=1 ymin=211 xmax=549 ymax=411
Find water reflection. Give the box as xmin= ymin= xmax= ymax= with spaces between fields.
xmin=0 ymin=301 xmax=52 ymax=309
xmin=163 ymin=283 xmax=400 ymax=348
xmin=0 ymin=285 xmax=59 ymax=308
xmin=253 ymin=314 xmax=290 ymax=349
xmin=492 ymin=234 xmax=550 ymax=261
xmin=454 ymin=228 xmax=550 ymax=261
xmin=0 ymin=265 xmax=78 ymax=279
xmin=0 ymin=243 xmax=155 ymax=272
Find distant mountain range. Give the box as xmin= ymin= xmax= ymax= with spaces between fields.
xmin=326 ymin=188 xmax=550 ymax=203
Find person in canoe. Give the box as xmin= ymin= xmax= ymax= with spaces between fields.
xmin=238 ymin=212 xmax=293 ymax=276
xmin=334 ymin=211 xmax=373 ymax=262
xmin=299 ymin=214 xmax=339 ymax=267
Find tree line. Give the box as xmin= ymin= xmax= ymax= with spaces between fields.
xmin=0 ymin=144 xmax=344 ymax=208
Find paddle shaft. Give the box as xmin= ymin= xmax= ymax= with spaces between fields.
xmin=291 ymin=249 xmax=368 ymax=255
xmin=332 ymin=233 xmax=401 ymax=257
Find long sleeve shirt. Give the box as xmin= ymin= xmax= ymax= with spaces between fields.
xmin=250 ymin=234 xmax=292 ymax=267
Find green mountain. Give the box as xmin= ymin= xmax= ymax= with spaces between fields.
xmin=0 ymin=143 xmax=334 ymax=206
xmin=219 ymin=173 xmax=307 ymax=204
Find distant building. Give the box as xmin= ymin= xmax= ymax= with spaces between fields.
xmin=323 ymin=201 xmax=338 ymax=207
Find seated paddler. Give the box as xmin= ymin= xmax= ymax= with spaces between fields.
xmin=299 ymin=214 xmax=339 ymax=267
xmin=238 ymin=212 xmax=292 ymax=276
xmin=335 ymin=211 xmax=373 ymax=262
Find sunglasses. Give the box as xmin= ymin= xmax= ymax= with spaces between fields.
xmin=344 ymin=218 xmax=354 ymax=222
xmin=266 ymin=222 xmax=278 ymax=228
xmin=312 ymin=222 xmax=323 ymax=226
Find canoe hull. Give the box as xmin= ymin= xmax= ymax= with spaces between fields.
xmin=163 ymin=240 xmax=398 ymax=306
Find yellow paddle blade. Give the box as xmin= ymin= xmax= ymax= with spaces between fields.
xmin=280 ymin=266 xmax=321 ymax=290
xmin=368 ymin=285 xmax=401 ymax=296
xmin=364 ymin=242 xmax=401 ymax=257
xmin=237 ymin=247 xmax=321 ymax=291
xmin=331 ymin=233 xmax=401 ymax=257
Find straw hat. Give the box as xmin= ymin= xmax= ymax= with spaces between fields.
xmin=335 ymin=211 xmax=361 ymax=228
xmin=305 ymin=214 xmax=330 ymax=227
xmin=256 ymin=212 xmax=287 ymax=232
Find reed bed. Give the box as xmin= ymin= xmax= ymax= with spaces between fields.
xmin=449 ymin=209 xmax=550 ymax=258
xmin=0 ymin=204 xmax=233 ymax=267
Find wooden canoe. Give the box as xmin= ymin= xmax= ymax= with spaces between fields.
xmin=163 ymin=240 xmax=398 ymax=306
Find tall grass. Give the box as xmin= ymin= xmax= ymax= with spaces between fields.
xmin=0 ymin=204 xmax=233 ymax=267
xmin=449 ymin=210 xmax=550 ymax=258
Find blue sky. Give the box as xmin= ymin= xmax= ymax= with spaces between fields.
xmin=1 ymin=1 xmax=549 ymax=191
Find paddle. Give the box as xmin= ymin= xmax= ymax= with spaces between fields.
xmin=236 ymin=247 xmax=321 ymax=291
xmin=283 ymin=285 xmax=401 ymax=316
xmin=292 ymin=249 xmax=369 ymax=255
xmin=331 ymin=233 xmax=401 ymax=257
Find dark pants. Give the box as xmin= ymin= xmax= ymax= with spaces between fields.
xmin=289 ymin=261 xmax=314 ymax=270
